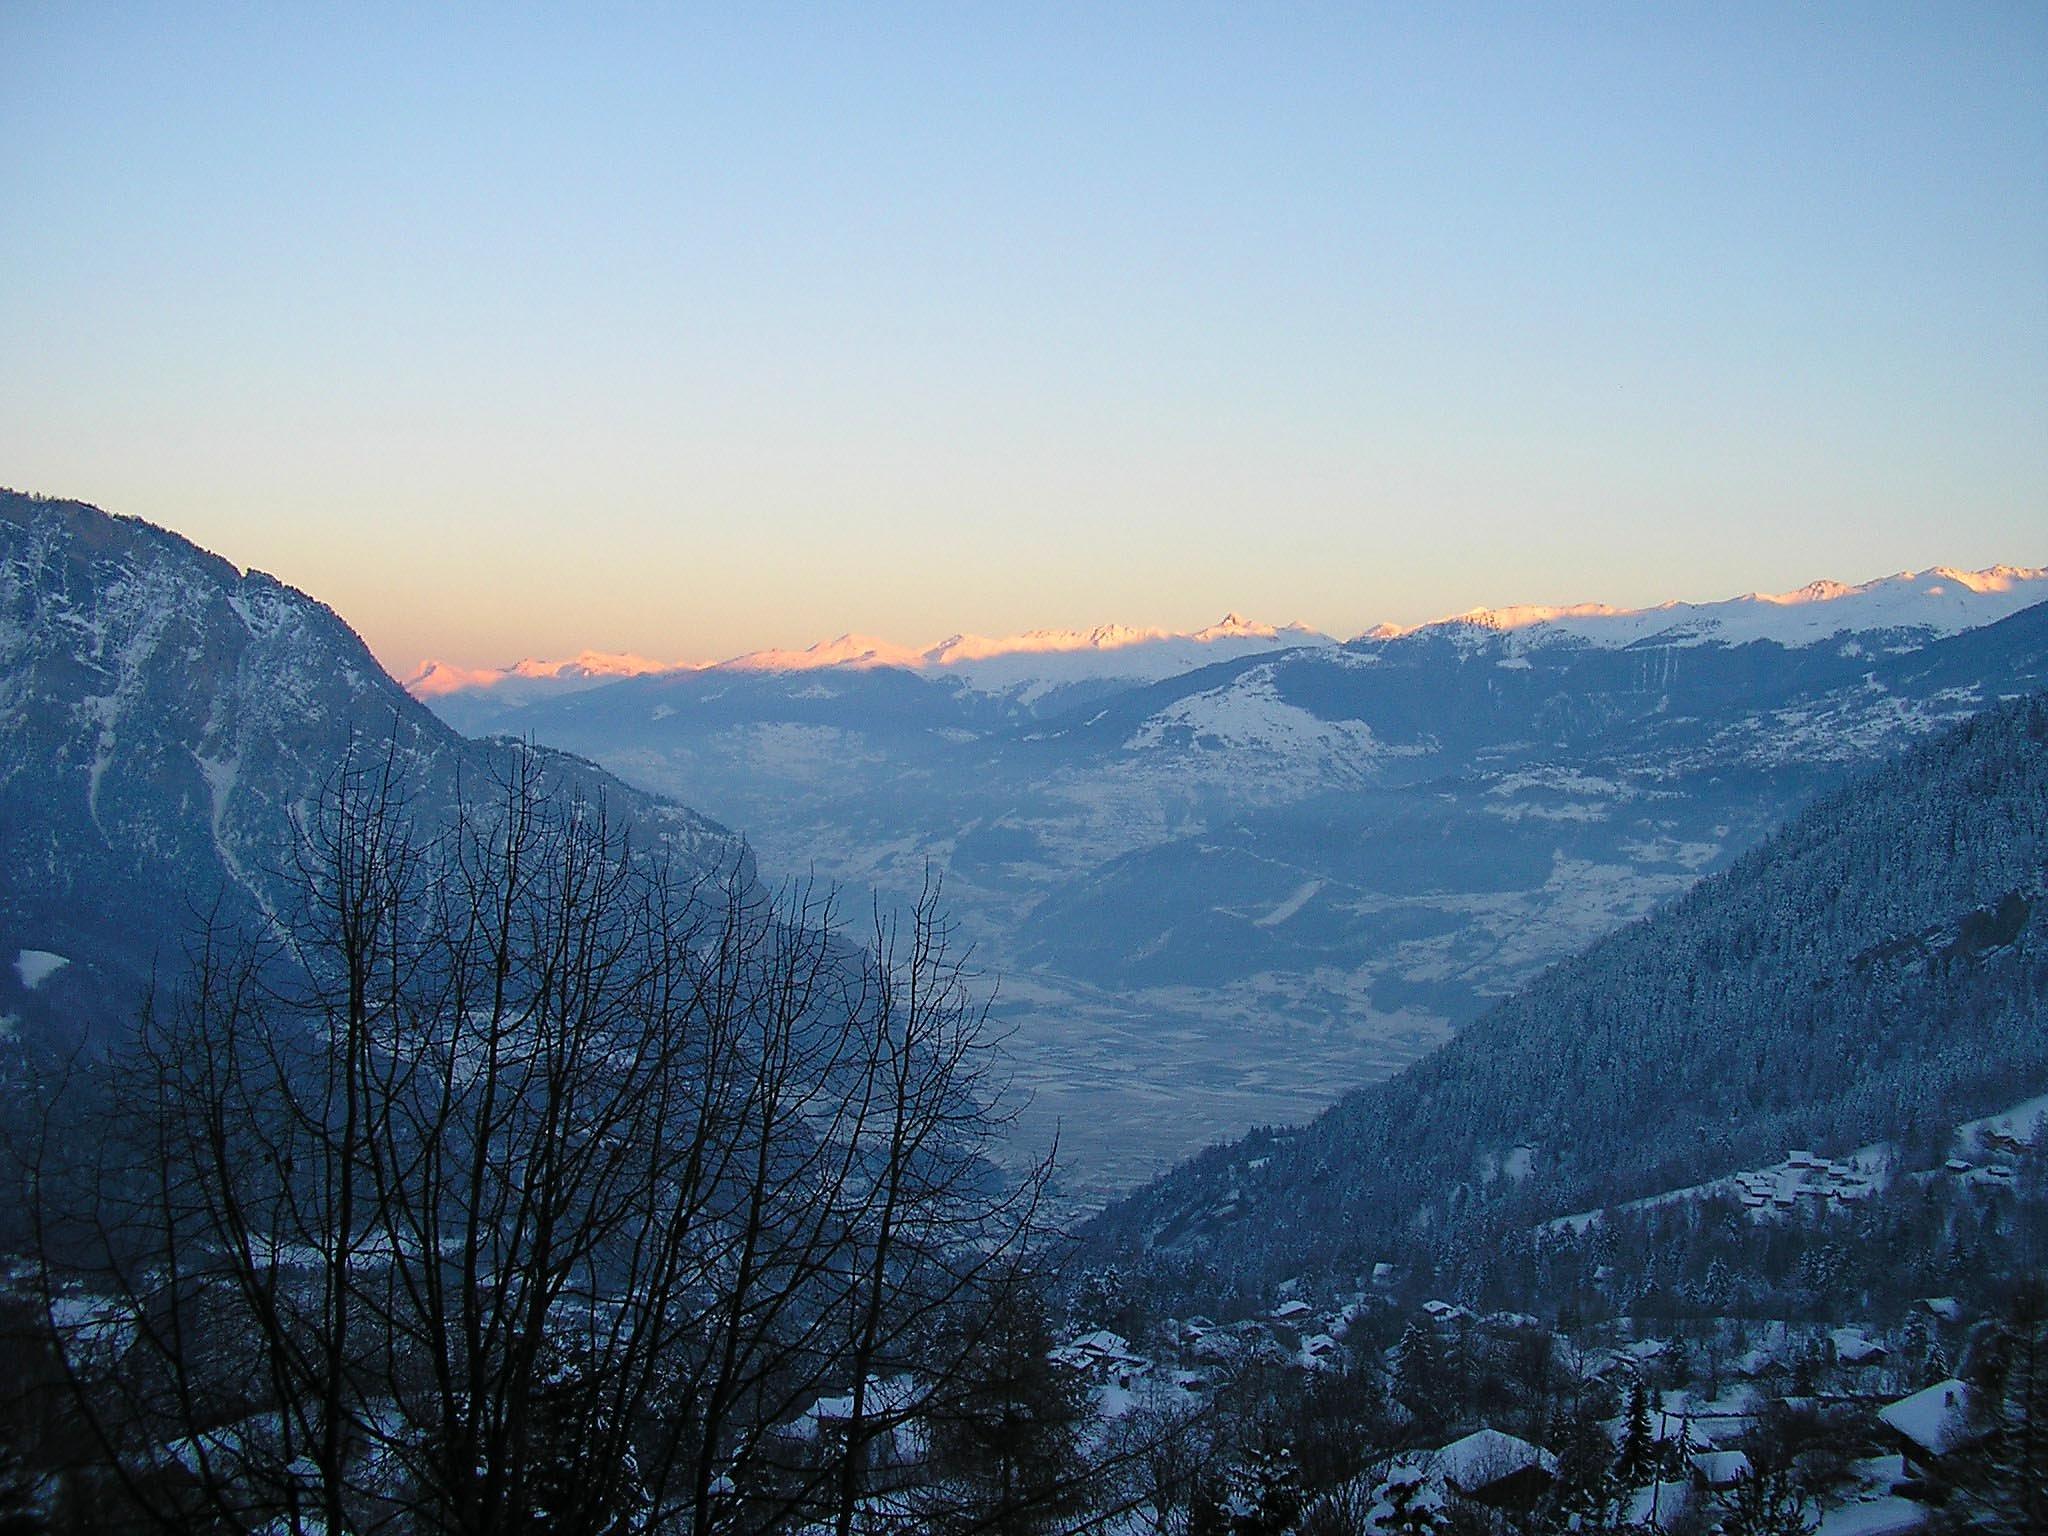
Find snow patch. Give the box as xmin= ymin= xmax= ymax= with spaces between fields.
xmin=1254 ymin=880 xmax=1326 ymax=929
xmin=1124 ymin=668 xmax=1381 ymax=774
xmin=14 ymin=950 xmax=69 ymax=990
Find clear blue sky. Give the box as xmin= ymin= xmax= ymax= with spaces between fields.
xmin=3 ymin=3 xmax=2043 ymax=670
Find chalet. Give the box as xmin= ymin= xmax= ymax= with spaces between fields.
xmin=1621 ymin=1480 xmax=1697 ymax=1529
xmin=1270 ymin=1298 xmax=1314 ymax=1326
xmin=1877 ymin=1378 xmax=1995 ymax=1479
xmin=1049 ymin=1329 xmax=1146 ymax=1387
xmin=1733 ymin=1347 xmax=1785 ymax=1380
xmin=782 ymin=1374 xmax=929 ymax=1484
xmin=1577 ymin=1347 xmax=1629 ymax=1381
xmin=1943 ymin=1157 xmax=1973 ymax=1174
xmin=1426 ymin=1428 xmax=1557 ymax=1512
xmin=1829 ymin=1328 xmax=1887 ymax=1366
xmin=1690 ymin=1449 xmax=1751 ymax=1491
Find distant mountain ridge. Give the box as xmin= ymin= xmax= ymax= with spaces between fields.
xmin=407 ymin=612 xmax=1340 ymax=712
xmin=408 ymin=565 xmax=2046 ymax=711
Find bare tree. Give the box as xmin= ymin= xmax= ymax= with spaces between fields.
xmin=28 ymin=743 xmax=1070 ymax=1535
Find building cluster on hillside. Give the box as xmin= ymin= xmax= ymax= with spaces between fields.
xmin=1730 ymin=1149 xmax=1879 ymax=1212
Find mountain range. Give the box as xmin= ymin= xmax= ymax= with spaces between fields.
xmin=416 ymin=563 xmax=2048 ymax=1194
xmin=411 ymin=566 xmax=2045 ymax=717
xmin=5 ymin=485 xmax=2044 ymax=1197
xmin=411 ymin=612 xmax=1342 ymax=726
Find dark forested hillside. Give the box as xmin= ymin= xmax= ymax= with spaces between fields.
xmin=1091 ymin=690 xmax=2048 ymax=1292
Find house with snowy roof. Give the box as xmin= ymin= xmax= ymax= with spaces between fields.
xmin=1828 ymin=1328 xmax=1887 ymax=1367
xmin=1048 ymin=1329 xmax=1147 ymax=1387
xmin=1426 ymin=1428 xmax=1556 ymax=1511
xmin=781 ymin=1374 xmax=930 ymax=1484
xmin=1690 ymin=1449 xmax=1752 ymax=1491
xmin=1877 ymin=1378 xmax=1994 ymax=1479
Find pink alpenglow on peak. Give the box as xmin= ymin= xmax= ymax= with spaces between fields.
xmin=922 ymin=624 xmax=1173 ymax=665
xmin=405 ymin=650 xmax=688 ymax=698
xmin=1383 ymin=565 xmax=2048 ymax=651
xmin=721 ymin=634 xmax=927 ymax=673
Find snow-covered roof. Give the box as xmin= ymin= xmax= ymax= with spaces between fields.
xmin=788 ymin=1374 xmax=925 ymax=1437
xmin=1692 ymin=1449 xmax=1753 ymax=1487
xmin=1830 ymin=1329 xmax=1887 ymax=1364
xmin=1877 ymin=1379 xmax=1987 ymax=1457
xmin=1622 ymin=1480 xmax=1697 ymax=1528
xmin=1068 ymin=1328 xmax=1131 ymax=1356
xmin=1429 ymin=1428 xmax=1557 ymax=1489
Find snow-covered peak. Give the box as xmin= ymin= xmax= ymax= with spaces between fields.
xmin=923 ymin=616 xmax=1337 ymax=701
xmin=922 ymin=623 xmax=1173 ymax=666
xmin=1192 ymin=612 xmax=1262 ymax=641
xmin=406 ymin=650 xmax=684 ymax=699
xmin=1379 ymin=565 xmax=2048 ymax=653
xmin=1429 ymin=603 xmax=1632 ymax=635
xmin=721 ymin=633 xmax=926 ymax=673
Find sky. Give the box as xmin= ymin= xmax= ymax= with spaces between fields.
xmin=3 ymin=3 xmax=2044 ymax=674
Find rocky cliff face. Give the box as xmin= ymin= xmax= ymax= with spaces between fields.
xmin=0 ymin=491 xmax=740 ymax=1046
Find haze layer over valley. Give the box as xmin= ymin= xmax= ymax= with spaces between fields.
xmin=416 ymin=568 xmax=2048 ymax=1197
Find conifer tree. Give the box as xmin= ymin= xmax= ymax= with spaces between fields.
xmin=1393 ymin=1325 xmax=1444 ymax=1437
xmin=1615 ymin=1375 xmax=1656 ymax=1489
xmin=1363 ymin=1462 xmax=1447 ymax=1536
xmin=1716 ymin=1467 xmax=1815 ymax=1536
xmin=1231 ymin=1435 xmax=1303 ymax=1536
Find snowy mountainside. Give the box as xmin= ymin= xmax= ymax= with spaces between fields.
xmin=1088 ymin=689 xmax=2048 ymax=1292
xmin=434 ymin=564 xmax=2048 ymax=1193
xmin=0 ymin=491 xmax=741 ymax=1047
